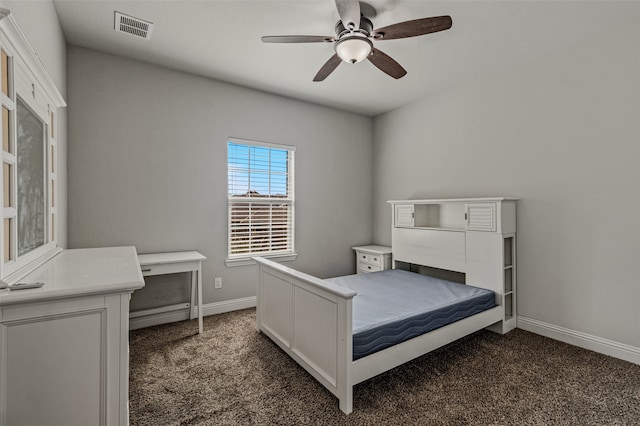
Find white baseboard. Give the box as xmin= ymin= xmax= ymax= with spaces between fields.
xmin=129 ymin=296 xmax=257 ymax=330
xmin=517 ymin=315 xmax=640 ymax=365
xmin=199 ymin=296 xmax=257 ymax=316
xmin=129 ymin=309 xmax=190 ymax=330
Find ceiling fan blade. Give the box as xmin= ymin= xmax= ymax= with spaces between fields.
xmin=261 ymin=35 xmax=335 ymax=43
xmin=372 ymin=16 xmax=452 ymax=40
xmin=367 ymin=48 xmax=407 ymax=79
xmin=313 ymin=54 xmax=342 ymax=82
xmin=335 ymin=0 xmax=360 ymax=31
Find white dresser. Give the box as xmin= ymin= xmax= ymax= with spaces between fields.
xmin=352 ymin=245 xmax=392 ymax=274
xmin=0 ymin=247 xmax=144 ymax=426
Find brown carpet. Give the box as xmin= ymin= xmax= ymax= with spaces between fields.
xmin=129 ymin=308 xmax=640 ymax=425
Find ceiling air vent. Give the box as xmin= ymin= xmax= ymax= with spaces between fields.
xmin=114 ymin=11 xmax=153 ymax=40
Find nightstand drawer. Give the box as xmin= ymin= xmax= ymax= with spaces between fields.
xmin=358 ymin=264 xmax=382 ymax=274
xmin=358 ymin=253 xmax=383 ymax=267
xmin=353 ymin=245 xmax=392 ymax=274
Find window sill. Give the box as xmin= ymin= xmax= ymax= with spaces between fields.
xmin=3 ymin=246 xmax=63 ymax=284
xmin=225 ymin=253 xmax=298 ymax=268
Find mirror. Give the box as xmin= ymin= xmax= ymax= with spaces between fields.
xmin=16 ymin=97 xmax=46 ymax=257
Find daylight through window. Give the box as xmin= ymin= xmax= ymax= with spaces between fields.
xmin=227 ymin=139 xmax=295 ymax=259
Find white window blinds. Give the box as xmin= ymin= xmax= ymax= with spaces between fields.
xmin=227 ymin=139 xmax=294 ymax=258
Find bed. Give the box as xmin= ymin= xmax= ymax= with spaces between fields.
xmin=253 ymin=198 xmax=516 ymax=414
xmin=328 ymin=270 xmax=497 ymax=361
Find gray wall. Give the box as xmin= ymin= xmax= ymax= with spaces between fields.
xmin=372 ymin=20 xmax=640 ymax=348
xmin=67 ymin=46 xmax=373 ymax=304
xmin=5 ymin=0 xmax=68 ymax=248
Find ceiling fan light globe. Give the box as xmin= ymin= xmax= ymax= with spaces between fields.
xmin=335 ymin=37 xmax=372 ymax=64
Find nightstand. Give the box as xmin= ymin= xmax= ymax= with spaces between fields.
xmin=352 ymin=245 xmax=392 ymax=274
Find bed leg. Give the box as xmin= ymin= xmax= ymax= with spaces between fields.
xmin=339 ymin=388 xmax=353 ymax=414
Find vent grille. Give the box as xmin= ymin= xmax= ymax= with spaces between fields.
xmin=114 ymin=11 xmax=153 ymax=40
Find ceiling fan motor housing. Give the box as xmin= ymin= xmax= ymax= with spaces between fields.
xmin=335 ymin=15 xmax=373 ymax=38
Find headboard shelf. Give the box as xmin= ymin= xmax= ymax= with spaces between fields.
xmin=388 ymin=197 xmax=519 ymax=204
xmin=397 ymin=226 xmax=465 ymax=232
xmin=388 ymin=197 xmax=517 ymax=233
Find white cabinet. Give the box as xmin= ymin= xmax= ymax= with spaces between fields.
xmin=465 ymin=231 xmax=516 ymax=333
xmin=0 ymin=247 xmax=144 ymax=425
xmin=352 ymin=245 xmax=392 ymax=274
xmin=391 ymin=198 xmax=515 ymax=234
xmin=465 ymin=203 xmax=496 ymax=231
xmin=388 ymin=197 xmax=518 ymax=333
xmin=393 ymin=204 xmax=415 ymax=227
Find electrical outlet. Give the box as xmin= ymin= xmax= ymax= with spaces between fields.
xmin=214 ymin=277 xmax=222 ymax=289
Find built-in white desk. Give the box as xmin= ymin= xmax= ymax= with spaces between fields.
xmin=135 ymin=251 xmax=206 ymax=334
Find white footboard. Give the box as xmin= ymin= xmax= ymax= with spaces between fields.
xmin=253 ymin=257 xmax=357 ymax=414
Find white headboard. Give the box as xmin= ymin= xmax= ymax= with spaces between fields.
xmin=388 ymin=197 xmax=518 ymax=334
xmin=393 ymin=227 xmax=466 ymax=273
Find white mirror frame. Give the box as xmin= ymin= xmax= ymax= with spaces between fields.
xmin=0 ymin=9 xmax=66 ymax=283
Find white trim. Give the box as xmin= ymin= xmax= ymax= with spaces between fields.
xmin=0 ymin=11 xmax=66 ymax=107
xmin=129 ymin=303 xmax=190 ymax=319
xmin=517 ymin=315 xmax=640 ymax=365
xmin=128 ymin=297 xmax=256 ymax=330
xmin=229 ymin=136 xmax=296 ymax=151
xmin=3 ymin=246 xmax=61 ymax=284
xmin=128 ymin=308 xmax=189 ymax=330
xmin=225 ymin=253 xmax=297 ymax=267
xmin=200 ymin=296 xmax=256 ymax=316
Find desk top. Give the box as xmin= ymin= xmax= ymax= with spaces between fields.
xmin=0 ymin=246 xmax=145 ymax=306
xmin=138 ymin=251 xmax=206 ymax=266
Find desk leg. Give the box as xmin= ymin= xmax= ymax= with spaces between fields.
xmin=189 ymin=273 xmax=196 ymax=321
xmin=197 ymin=263 xmax=203 ymax=334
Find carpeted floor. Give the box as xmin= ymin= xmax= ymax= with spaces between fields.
xmin=129 ymin=308 xmax=640 ymax=425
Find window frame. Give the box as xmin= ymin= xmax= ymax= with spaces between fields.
xmin=0 ymin=11 xmax=65 ymax=282
xmin=226 ymin=137 xmax=296 ymax=267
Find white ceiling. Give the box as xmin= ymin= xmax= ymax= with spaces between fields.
xmin=52 ymin=0 xmax=640 ymax=116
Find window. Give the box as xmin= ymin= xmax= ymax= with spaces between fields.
xmin=227 ymin=138 xmax=295 ymax=264
xmin=0 ymin=13 xmax=65 ymax=281
xmin=16 ymin=97 xmax=47 ymax=256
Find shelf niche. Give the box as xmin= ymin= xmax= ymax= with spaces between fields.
xmin=396 ymin=203 xmax=466 ymax=230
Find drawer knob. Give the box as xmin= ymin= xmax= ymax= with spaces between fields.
xmin=141 ymin=268 xmax=152 ymax=272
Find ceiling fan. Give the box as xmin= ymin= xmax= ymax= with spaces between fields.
xmin=261 ymin=0 xmax=452 ymax=81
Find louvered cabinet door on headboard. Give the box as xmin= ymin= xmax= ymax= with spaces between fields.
xmin=466 ymin=203 xmax=496 ymax=232
xmin=394 ymin=204 xmax=415 ymax=227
